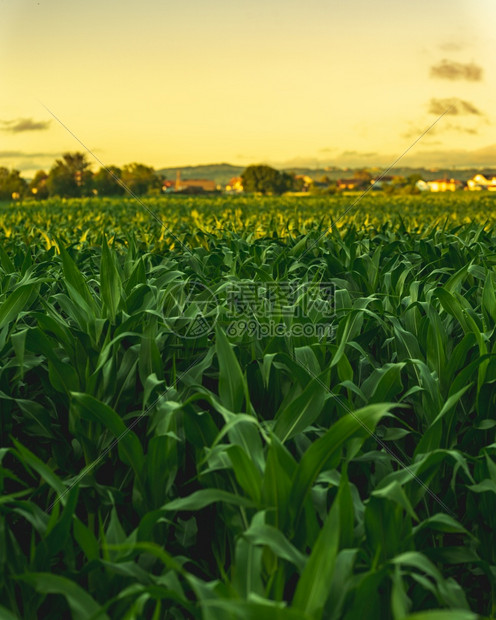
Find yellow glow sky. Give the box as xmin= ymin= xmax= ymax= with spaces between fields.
xmin=1 ymin=0 xmax=495 ymax=175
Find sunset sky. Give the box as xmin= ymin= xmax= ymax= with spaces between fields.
xmin=1 ymin=0 xmax=495 ymax=175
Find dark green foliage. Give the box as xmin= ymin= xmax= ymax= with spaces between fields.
xmin=120 ymin=163 xmax=163 ymax=196
xmin=46 ymin=152 xmax=93 ymax=198
xmin=28 ymin=170 xmax=49 ymax=200
xmin=241 ymin=165 xmax=296 ymax=195
xmin=0 ymin=167 xmax=27 ymax=200
xmin=92 ymin=166 xmax=125 ymax=197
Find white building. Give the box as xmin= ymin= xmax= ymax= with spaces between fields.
xmin=467 ymin=174 xmax=496 ymax=191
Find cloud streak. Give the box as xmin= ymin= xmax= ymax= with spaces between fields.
xmin=340 ymin=150 xmax=377 ymax=158
xmin=447 ymin=124 xmax=478 ymax=135
xmin=272 ymin=143 xmax=496 ymax=170
xmin=430 ymin=59 xmax=483 ymax=81
xmin=402 ymin=122 xmax=479 ymax=139
xmin=1 ymin=118 xmax=51 ymax=133
xmin=0 ymin=150 xmax=60 ymax=159
xmin=428 ymin=98 xmax=482 ymax=116
xmin=439 ymin=42 xmax=465 ymax=52
xmin=337 ymin=144 xmax=496 ymax=168
xmin=411 ymin=143 xmax=496 ymax=168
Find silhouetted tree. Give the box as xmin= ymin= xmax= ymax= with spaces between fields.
xmin=47 ymin=152 xmax=92 ymax=197
xmin=120 ymin=163 xmax=162 ymax=195
xmin=92 ymin=166 xmax=125 ymax=196
xmin=29 ymin=170 xmax=49 ymax=200
xmin=241 ymin=165 xmax=294 ymax=195
xmin=0 ymin=167 xmax=27 ymax=200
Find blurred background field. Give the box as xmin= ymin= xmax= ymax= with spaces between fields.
xmin=2 ymin=193 xmax=496 ymax=251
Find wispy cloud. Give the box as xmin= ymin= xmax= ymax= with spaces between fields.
xmin=340 ymin=150 xmax=377 ymax=158
xmin=0 ymin=150 xmax=26 ymax=158
xmin=447 ymin=124 xmax=478 ymax=135
xmin=402 ymin=122 xmax=479 ymax=139
xmin=272 ymin=143 xmax=496 ymax=170
xmin=412 ymin=143 xmax=496 ymax=167
xmin=334 ymin=144 xmax=496 ymax=168
xmin=271 ymin=152 xmax=378 ymax=169
xmin=235 ymin=153 xmax=256 ymax=161
xmin=439 ymin=42 xmax=465 ymax=52
xmin=0 ymin=150 xmax=62 ymax=175
xmin=0 ymin=150 xmax=59 ymax=159
xmin=430 ymin=59 xmax=483 ymax=82
xmin=428 ymin=98 xmax=482 ymax=116
xmin=1 ymin=118 xmax=51 ymax=133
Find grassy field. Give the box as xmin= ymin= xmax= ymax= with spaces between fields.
xmin=1 ymin=193 xmax=496 ymax=618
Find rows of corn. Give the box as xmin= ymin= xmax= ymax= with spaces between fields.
xmin=2 ymin=192 xmax=496 ymax=249
xmin=1 ymin=194 xmax=496 ymax=619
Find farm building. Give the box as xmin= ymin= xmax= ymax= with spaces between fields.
xmin=467 ymin=174 xmax=496 ymax=191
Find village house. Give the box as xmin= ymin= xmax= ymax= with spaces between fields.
xmin=337 ymin=178 xmax=368 ymax=191
xmin=178 ymin=179 xmax=217 ymax=192
xmin=416 ymin=178 xmax=463 ymax=192
xmin=369 ymin=175 xmax=394 ymax=189
xmin=162 ymin=171 xmax=217 ymax=193
xmin=293 ymin=175 xmax=314 ymax=191
xmin=162 ymin=180 xmax=176 ymax=192
xmin=467 ymin=174 xmax=496 ymax=191
xmin=225 ymin=177 xmax=243 ymax=192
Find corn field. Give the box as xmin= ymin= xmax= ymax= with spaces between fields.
xmin=1 ymin=193 xmax=496 ymax=619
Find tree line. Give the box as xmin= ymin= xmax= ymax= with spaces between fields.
xmin=0 ymin=154 xmax=423 ymax=201
xmin=0 ymin=157 xmax=303 ymax=200
xmin=0 ymin=152 xmax=162 ymax=200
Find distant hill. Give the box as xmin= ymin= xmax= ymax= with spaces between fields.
xmin=156 ymin=163 xmax=496 ymax=185
xmin=156 ymin=163 xmax=244 ymax=186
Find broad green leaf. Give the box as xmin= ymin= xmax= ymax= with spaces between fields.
xmin=468 ymin=478 xmax=496 ymax=494
xmin=244 ymin=515 xmax=306 ymax=571
xmin=411 ymin=513 xmax=470 ymax=536
xmin=59 ymin=243 xmax=98 ymax=313
xmin=73 ymin=517 xmax=99 ymax=562
xmin=273 ymin=368 xmax=329 ymax=443
xmin=232 ymin=535 xmax=264 ymax=598
xmin=290 ymin=404 xmax=393 ymax=525
xmin=227 ymin=445 xmax=263 ymax=504
xmin=391 ymin=565 xmax=411 ymax=620
xmin=262 ymin=435 xmax=296 ymax=529
xmin=70 ymin=392 xmax=144 ymax=484
xmin=36 ymin=486 xmax=79 ymax=566
xmin=292 ymin=474 xmax=342 ymax=617
xmin=293 ymin=345 xmax=321 ymax=380
xmin=0 ymin=606 xmax=19 ymax=620
xmin=0 ymin=283 xmax=39 ymax=330
xmin=216 ymin=325 xmax=246 ymax=412
xmin=415 ymin=384 xmax=472 ymax=455
xmin=12 ymin=439 xmax=67 ymax=505
xmin=372 ymin=480 xmax=418 ymax=521
xmin=196 ymin=598 xmax=309 ymax=620
xmin=100 ymin=233 xmax=123 ymax=320
xmin=361 ymin=363 xmax=405 ymax=403
xmin=330 ymin=309 xmax=364 ymax=368
xmin=324 ymin=549 xmax=358 ymax=620
xmin=163 ymin=489 xmax=256 ymax=511
xmin=18 ymin=572 xmax=109 ymax=620
xmin=402 ymin=611 xmax=477 ymax=620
